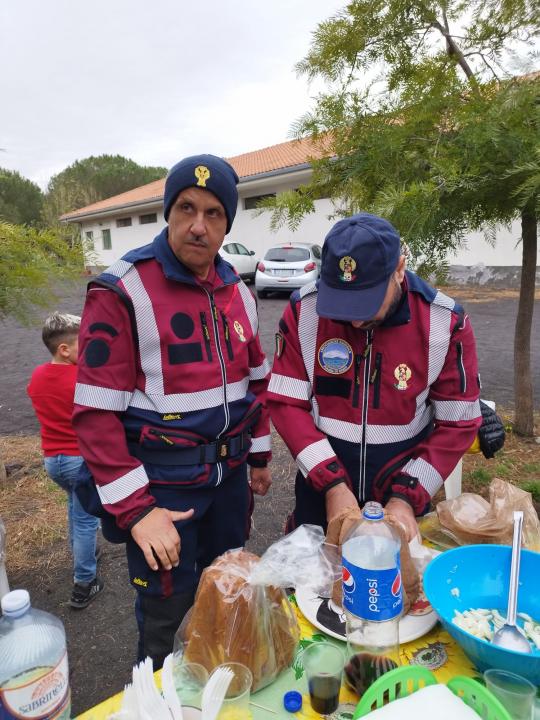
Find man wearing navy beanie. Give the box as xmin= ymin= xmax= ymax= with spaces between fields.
xmin=164 ymin=153 xmax=239 ymax=232
xmin=74 ymin=153 xmax=272 ymax=666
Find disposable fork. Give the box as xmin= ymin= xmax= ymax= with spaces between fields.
xmin=162 ymin=653 xmax=184 ymax=720
xmin=200 ymin=666 xmax=234 ymax=720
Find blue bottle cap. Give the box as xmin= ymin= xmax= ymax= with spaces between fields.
xmin=283 ymin=690 xmax=302 ymax=712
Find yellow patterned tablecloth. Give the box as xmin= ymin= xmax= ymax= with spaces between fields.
xmin=77 ymin=595 xmax=478 ymax=719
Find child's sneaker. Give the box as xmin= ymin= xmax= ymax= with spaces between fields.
xmin=70 ymin=577 xmax=104 ymax=609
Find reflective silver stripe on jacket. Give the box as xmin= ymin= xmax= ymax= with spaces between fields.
xmin=402 ymin=457 xmax=443 ymax=497
xmin=268 ymin=374 xmax=311 ymax=401
xmin=250 ymin=434 xmax=272 ymax=453
xmin=75 ymin=383 xmax=133 ymax=411
xmin=129 ymin=378 xmax=250 ymax=414
xmin=97 ymin=465 xmax=149 ymax=505
xmin=296 ymin=438 xmax=337 ymax=478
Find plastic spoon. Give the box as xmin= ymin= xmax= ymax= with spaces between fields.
xmin=492 ymin=511 xmax=532 ymax=653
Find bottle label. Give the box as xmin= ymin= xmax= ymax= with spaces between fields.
xmin=342 ymin=556 xmax=403 ymax=621
xmin=0 ymin=652 xmax=70 ymax=719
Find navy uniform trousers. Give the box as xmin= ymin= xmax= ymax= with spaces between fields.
xmin=130 ymin=463 xmax=252 ymax=667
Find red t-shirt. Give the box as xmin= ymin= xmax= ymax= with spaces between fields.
xmin=27 ymin=363 xmax=80 ymax=456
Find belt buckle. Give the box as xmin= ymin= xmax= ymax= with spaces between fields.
xmin=219 ymin=442 xmax=229 ymax=459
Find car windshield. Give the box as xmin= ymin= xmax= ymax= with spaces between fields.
xmin=264 ymin=247 xmax=310 ymax=262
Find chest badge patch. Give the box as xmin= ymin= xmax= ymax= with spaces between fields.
xmin=394 ymin=363 xmax=412 ymax=390
xmin=318 ymin=339 xmax=353 ymax=375
xmin=194 ymin=165 xmax=210 ymax=187
xmin=234 ymin=320 xmax=246 ymax=342
xmin=339 ymin=255 xmax=357 ymax=282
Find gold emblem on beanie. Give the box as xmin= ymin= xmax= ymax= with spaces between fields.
xmin=338 ymin=255 xmax=357 ymax=282
xmin=194 ymin=165 xmax=210 ymax=187
xmin=394 ymin=363 xmax=412 ymax=390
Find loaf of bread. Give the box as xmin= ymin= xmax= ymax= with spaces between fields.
xmin=326 ymin=507 xmax=420 ymax=614
xmin=183 ymin=549 xmax=299 ymax=691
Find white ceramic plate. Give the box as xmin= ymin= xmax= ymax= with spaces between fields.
xmin=296 ymin=546 xmax=441 ymax=645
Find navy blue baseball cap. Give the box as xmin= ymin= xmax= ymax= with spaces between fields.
xmin=164 ymin=154 xmax=239 ymax=233
xmin=316 ymin=213 xmax=401 ymax=321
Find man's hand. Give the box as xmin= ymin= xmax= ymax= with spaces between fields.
xmin=130 ymin=506 xmax=194 ymax=571
xmin=325 ymin=483 xmax=357 ymax=523
xmin=250 ymin=466 xmax=272 ymax=496
xmin=384 ymin=497 xmax=419 ymax=542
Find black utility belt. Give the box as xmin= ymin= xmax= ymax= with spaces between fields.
xmin=128 ymin=430 xmax=251 ymax=466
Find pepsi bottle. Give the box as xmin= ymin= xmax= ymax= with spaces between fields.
xmin=341 ymin=502 xmax=402 ymax=695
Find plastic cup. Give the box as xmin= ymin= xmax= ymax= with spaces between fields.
xmin=302 ymin=642 xmax=344 ymax=716
xmin=214 ymin=662 xmax=253 ymax=720
xmin=172 ymin=661 xmax=209 ymax=710
xmin=484 ymin=669 xmax=536 ymax=720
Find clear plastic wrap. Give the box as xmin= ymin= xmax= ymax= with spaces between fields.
xmin=436 ymin=478 xmax=540 ymax=551
xmin=179 ymin=526 xmax=340 ymax=692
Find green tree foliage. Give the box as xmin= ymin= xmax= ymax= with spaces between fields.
xmin=264 ymin=0 xmax=539 ymax=434
xmin=0 ymin=169 xmax=43 ymax=225
xmin=0 ymin=222 xmax=84 ymax=325
xmin=42 ymin=155 xmax=167 ymax=225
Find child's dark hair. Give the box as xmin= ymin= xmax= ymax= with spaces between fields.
xmin=42 ymin=312 xmax=81 ymax=355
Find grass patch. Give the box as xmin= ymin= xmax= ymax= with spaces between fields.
xmin=0 ymin=435 xmax=69 ymax=576
xmin=521 ymin=481 xmax=540 ymax=502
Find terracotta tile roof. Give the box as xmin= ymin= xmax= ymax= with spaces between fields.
xmin=61 ymin=136 xmax=331 ymax=221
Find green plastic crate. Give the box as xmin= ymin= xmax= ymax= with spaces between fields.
xmin=352 ymin=666 xmax=512 ymax=720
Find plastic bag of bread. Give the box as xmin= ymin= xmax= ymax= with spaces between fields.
xmin=182 ymin=548 xmax=300 ymax=691
xmin=326 ymin=506 xmax=420 ymax=614
xmin=436 ymin=478 xmax=540 ymax=550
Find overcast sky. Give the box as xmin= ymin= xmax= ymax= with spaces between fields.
xmin=1 ymin=0 xmax=346 ymax=189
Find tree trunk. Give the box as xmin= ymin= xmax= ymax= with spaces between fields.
xmin=513 ymin=209 xmax=537 ymax=436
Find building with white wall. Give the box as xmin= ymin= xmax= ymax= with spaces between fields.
xmin=61 ymin=138 xmax=537 ymax=283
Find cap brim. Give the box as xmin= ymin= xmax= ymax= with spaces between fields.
xmin=316 ymin=277 xmax=389 ymax=321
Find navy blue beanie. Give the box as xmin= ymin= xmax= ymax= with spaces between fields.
xmin=163 ymin=154 xmax=239 ymax=233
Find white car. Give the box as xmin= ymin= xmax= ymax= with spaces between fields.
xmin=219 ymin=242 xmax=258 ymax=283
xmin=255 ymin=242 xmax=322 ymax=298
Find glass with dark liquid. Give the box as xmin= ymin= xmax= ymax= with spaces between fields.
xmin=302 ymin=642 xmax=344 ymax=716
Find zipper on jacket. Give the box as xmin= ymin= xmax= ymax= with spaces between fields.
xmin=352 ymin=354 xmax=362 ymax=408
xmin=456 ymin=341 xmax=466 ymax=393
xmin=358 ymin=330 xmax=373 ymax=502
xmin=221 ymin=312 xmax=234 ymax=360
xmin=371 ymin=352 xmax=382 ymax=409
xmin=200 ymin=312 xmax=212 ymax=361
xmin=206 ymin=291 xmax=229 ymax=485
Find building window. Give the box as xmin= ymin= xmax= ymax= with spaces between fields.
xmin=116 ymin=217 xmax=132 ymax=227
xmin=244 ymin=193 xmax=276 ymax=210
xmin=102 ymin=229 xmax=112 ymax=250
xmin=139 ymin=213 xmax=157 ymax=224
xmin=84 ymin=230 xmax=94 ymax=250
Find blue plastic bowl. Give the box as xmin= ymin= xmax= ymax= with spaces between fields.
xmin=423 ymin=544 xmax=540 ymax=685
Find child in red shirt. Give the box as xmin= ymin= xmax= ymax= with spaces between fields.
xmin=27 ymin=312 xmax=103 ymax=609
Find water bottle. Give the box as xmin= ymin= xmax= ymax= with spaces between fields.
xmin=341 ymin=501 xmax=402 ymax=695
xmin=0 ymin=589 xmax=71 ymax=719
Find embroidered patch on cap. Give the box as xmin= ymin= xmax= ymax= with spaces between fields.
xmin=234 ymin=320 xmax=246 ymax=342
xmin=194 ymin=165 xmax=210 ymax=187
xmin=338 ymin=255 xmax=357 ymax=282
xmin=394 ymin=363 xmax=412 ymax=390
xmin=318 ymin=339 xmax=353 ymax=375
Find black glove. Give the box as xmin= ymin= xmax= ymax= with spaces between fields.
xmin=478 ymin=400 xmax=505 ymax=459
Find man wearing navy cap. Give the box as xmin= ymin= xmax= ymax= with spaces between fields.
xmin=74 ymin=154 xmax=272 ymax=665
xmin=268 ymin=212 xmax=482 ymax=540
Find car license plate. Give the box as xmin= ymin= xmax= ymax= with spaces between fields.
xmin=272 ymin=269 xmax=294 ymax=277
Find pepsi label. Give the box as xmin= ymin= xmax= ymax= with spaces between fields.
xmin=342 ymin=556 xmax=403 ymax=621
